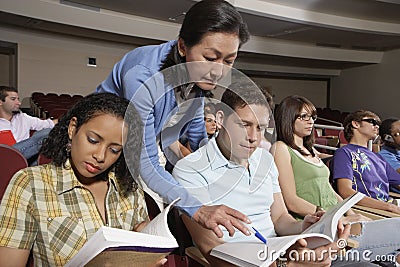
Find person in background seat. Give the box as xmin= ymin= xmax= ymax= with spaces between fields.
xmin=0 ymin=86 xmax=57 ymax=164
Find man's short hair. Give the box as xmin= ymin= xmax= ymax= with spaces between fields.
xmin=0 ymin=86 xmax=18 ymax=102
xmin=343 ymin=110 xmax=380 ymax=142
xmin=220 ymin=81 xmax=269 ymax=117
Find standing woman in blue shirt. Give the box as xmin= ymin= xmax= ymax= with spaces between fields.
xmin=96 ymin=0 xmax=252 ymax=237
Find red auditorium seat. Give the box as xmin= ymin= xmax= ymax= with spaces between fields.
xmin=0 ymin=144 xmax=28 ymax=200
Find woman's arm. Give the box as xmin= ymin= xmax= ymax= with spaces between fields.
xmin=270 ymin=192 xmax=305 ymax=236
xmin=0 ymin=247 xmax=30 ymax=267
xmin=272 ymin=142 xmax=320 ymax=217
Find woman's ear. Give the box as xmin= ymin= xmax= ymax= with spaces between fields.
xmin=68 ymin=117 xmax=78 ymax=140
xmin=215 ymin=110 xmax=224 ymax=130
xmin=177 ymin=38 xmax=186 ymax=57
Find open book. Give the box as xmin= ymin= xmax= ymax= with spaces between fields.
xmin=65 ymin=198 xmax=180 ymax=267
xmin=211 ymin=192 xmax=365 ymax=267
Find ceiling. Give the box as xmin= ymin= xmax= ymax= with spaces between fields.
xmin=1 ymin=0 xmax=400 ymax=77
xmin=68 ymin=0 xmax=400 ymax=51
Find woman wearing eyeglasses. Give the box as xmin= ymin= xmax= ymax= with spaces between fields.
xmin=272 ymin=98 xmax=400 ymax=266
xmin=333 ymin=110 xmax=400 ymax=215
xmin=272 ymin=95 xmax=355 ymax=219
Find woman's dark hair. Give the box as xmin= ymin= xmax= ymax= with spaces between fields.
xmin=343 ymin=110 xmax=380 ymax=142
xmin=160 ymin=0 xmax=249 ymax=98
xmin=179 ymin=0 xmax=249 ymax=48
xmin=41 ymin=93 xmax=143 ymax=196
xmin=275 ymin=95 xmax=317 ymax=157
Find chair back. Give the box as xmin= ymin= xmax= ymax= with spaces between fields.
xmin=339 ymin=130 xmax=348 ymax=146
xmin=0 ymin=144 xmax=28 ymax=200
xmin=38 ymin=154 xmax=52 ymax=165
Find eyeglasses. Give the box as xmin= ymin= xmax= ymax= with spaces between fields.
xmin=297 ymin=113 xmax=317 ymax=121
xmin=361 ymin=118 xmax=381 ymax=126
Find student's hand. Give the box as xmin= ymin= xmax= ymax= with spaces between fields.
xmin=150 ymin=257 xmax=168 ymax=267
xmin=300 ymin=211 xmax=324 ymax=231
xmin=342 ymin=213 xmax=371 ymax=224
xmin=287 ymin=224 xmax=351 ymax=266
xmin=133 ymin=220 xmax=150 ymax=232
xmin=387 ymin=203 xmax=400 ymax=214
xmin=193 ymin=205 xmax=251 ymax=238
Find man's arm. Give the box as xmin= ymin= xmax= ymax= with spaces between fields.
xmin=22 ymin=113 xmax=54 ymax=131
xmin=172 ymin=152 xmax=251 ymax=238
xmin=336 ymin=178 xmax=400 ymax=214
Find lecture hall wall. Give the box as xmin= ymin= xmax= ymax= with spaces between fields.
xmin=1 ymin=23 xmax=399 ymax=119
xmin=0 ymin=24 xmax=135 ymax=106
xmin=331 ymin=48 xmax=400 ymax=119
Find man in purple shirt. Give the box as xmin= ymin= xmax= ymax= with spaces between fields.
xmin=0 ymin=86 xmax=56 ymax=163
xmin=333 ymin=110 xmax=400 ymax=214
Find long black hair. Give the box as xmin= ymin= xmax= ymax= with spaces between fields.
xmin=275 ymin=95 xmax=317 ymax=157
xmin=41 ymin=93 xmax=143 ymax=196
xmin=160 ymin=0 xmax=250 ymax=98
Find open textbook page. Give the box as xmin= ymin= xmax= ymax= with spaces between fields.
xmin=65 ymin=198 xmax=180 ymax=267
xmin=211 ymin=192 xmax=365 ymax=266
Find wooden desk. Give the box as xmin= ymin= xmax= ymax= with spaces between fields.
xmin=353 ymin=205 xmax=400 ymax=218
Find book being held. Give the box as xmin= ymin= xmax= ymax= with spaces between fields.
xmin=65 ymin=198 xmax=180 ymax=267
xmin=210 ymin=192 xmax=365 ymax=267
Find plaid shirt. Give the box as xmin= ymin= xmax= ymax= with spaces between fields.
xmin=0 ymin=162 xmax=148 ymax=266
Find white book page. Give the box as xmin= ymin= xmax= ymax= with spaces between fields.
xmin=141 ymin=198 xmax=180 ymax=239
xmin=211 ymin=233 xmax=331 ymax=267
xmin=65 ymin=228 xmax=177 ymax=267
xmin=302 ymin=192 xmax=364 ymax=239
xmin=65 ymin=198 xmax=181 ymax=267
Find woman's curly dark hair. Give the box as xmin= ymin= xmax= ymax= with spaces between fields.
xmin=40 ymin=93 xmax=143 ymax=196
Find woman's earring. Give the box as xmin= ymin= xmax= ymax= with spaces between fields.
xmin=65 ymin=141 xmax=72 ymax=157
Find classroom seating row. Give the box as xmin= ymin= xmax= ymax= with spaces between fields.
xmin=30 ymin=92 xmax=84 ymax=119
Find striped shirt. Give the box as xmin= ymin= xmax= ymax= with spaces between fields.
xmin=0 ymin=162 xmax=148 ymax=266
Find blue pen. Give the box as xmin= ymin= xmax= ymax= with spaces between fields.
xmin=250 ymin=227 xmax=267 ymax=244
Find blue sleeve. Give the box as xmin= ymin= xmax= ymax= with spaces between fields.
xmin=379 ymin=150 xmax=400 ymax=172
xmin=378 ymin=154 xmax=400 ymax=186
xmin=95 ymin=55 xmax=150 ymax=100
xmin=130 ymin=74 xmax=202 ymax=217
xmin=333 ymin=148 xmax=353 ymax=181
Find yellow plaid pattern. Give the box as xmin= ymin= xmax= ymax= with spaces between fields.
xmin=0 ymin=162 xmax=148 ymax=266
